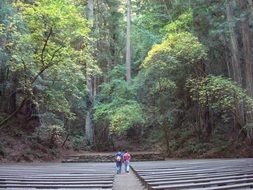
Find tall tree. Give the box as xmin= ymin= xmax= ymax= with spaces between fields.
xmin=238 ymin=0 xmax=253 ymax=138
xmin=0 ymin=0 xmax=15 ymax=114
xmin=126 ymin=0 xmax=131 ymax=83
xmin=85 ymin=0 xmax=94 ymax=146
xmin=225 ymin=0 xmax=245 ymax=128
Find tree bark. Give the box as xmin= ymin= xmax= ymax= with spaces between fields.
xmin=238 ymin=0 xmax=253 ymax=140
xmin=192 ymin=4 xmax=213 ymax=137
xmin=220 ymin=34 xmax=232 ymax=78
xmin=240 ymin=0 xmax=253 ymax=104
xmin=62 ymin=134 xmax=70 ymax=148
xmin=126 ymin=0 xmax=131 ymax=83
xmin=0 ymin=97 xmax=28 ymax=129
xmin=0 ymin=61 xmax=6 ymax=111
xmin=85 ymin=0 xmax=94 ymax=146
xmin=226 ymin=0 xmax=245 ymax=128
xmin=8 ymin=75 xmax=17 ymax=114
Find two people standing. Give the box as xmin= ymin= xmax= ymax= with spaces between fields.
xmin=115 ymin=150 xmax=131 ymax=174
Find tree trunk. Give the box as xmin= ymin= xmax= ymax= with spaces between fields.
xmin=126 ymin=0 xmax=131 ymax=83
xmin=240 ymin=1 xmax=253 ymax=101
xmin=238 ymin=0 xmax=253 ymax=140
xmin=107 ymin=0 xmax=118 ymax=68
xmin=162 ymin=122 xmax=170 ymax=156
xmin=192 ymin=4 xmax=215 ymax=138
xmin=0 ymin=62 xmax=6 ymax=111
xmin=226 ymin=0 xmax=245 ymax=128
xmin=85 ymin=0 xmax=94 ymax=146
xmin=9 ymin=76 xmax=18 ymax=114
xmin=0 ymin=97 xmax=28 ymax=128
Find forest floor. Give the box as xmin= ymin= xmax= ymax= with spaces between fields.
xmin=0 ymin=129 xmax=75 ymax=163
xmin=1 ymin=125 xmax=253 ymax=163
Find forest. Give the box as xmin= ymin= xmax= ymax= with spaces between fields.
xmin=1 ymin=0 xmax=253 ymax=162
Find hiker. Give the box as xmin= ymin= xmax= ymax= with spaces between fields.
xmin=115 ymin=151 xmax=123 ymax=174
xmin=123 ymin=150 xmax=131 ymax=173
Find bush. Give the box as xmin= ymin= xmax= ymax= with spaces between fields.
xmin=186 ymin=141 xmax=208 ymax=154
xmin=71 ymin=135 xmax=85 ymax=151
xmin=39 ymin=125 xmax=66 ymax=148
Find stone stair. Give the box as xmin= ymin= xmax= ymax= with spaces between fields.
xmin=62 ymin=152 xmax=165 ymax=163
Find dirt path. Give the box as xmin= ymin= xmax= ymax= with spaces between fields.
xmin=113 ymin=168 xmax=146 ymax=190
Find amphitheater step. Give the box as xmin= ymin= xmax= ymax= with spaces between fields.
xmin=131 ymin=159 xmax=253 ymax=190
xmin=62 ymin=152 xmax=165 ymax=163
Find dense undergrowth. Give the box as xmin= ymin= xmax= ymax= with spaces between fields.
xmin=1 ymin=123 xmax=252 ymax=163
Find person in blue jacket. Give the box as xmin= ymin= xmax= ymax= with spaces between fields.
xmin=115 ymin=151 xmax=123 ymax=174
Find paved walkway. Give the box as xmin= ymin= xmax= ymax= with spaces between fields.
xmin=113 ymin=169 xmax=146 ymax=190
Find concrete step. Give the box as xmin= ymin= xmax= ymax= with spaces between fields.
xmin=0 ymin=163 xmax=115 ymax=190
xmin=131 ymin=159 xmax=253 ymax=190
xmin=62 ymin=152 xmax=165 ymax=163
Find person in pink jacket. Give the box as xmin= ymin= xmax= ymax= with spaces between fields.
xmin=123 ymin=150 xmax=131 ymax=173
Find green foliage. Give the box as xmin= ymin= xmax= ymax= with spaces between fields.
xmin=163 ymin=9 xmax=193 ymax=34
xmin=138 ymin=32 xmax=207 ymax=115
xmin=0 ymin=24 xmax=3 ymax=35
xmin=1 ymin=0 xmax=253 ymax=158
xmin=132 ymin=31 xmax=208 ymax=154
xmin=131 ymin=0 xmax=193 ymax=68
xmin=95 ymin=95 xmax=145 ymax=134
xmin=71 ymin=135 xmax=85 ymax=151
xmin=94 ymin=65 xmax=145 ymax=134
xmin=110 ymin=102 xmax=145 ymax=133
xmin=0 ymin=0 xmax=14 ymax=78
xmin=93 ymin=0 xmax=125 ymax=68
xmin=139 ymin=32 xmax=207 ymax=115
xmin=10 ymin=0 xmax=90 ymax=71
xmin=44 ymin=125 xmax=65 ymax=138
xmin=39 ymin=124 xmax=65 ymax=147
xmin=186 ymin=141 xmax=209 ymax=154
xmin=131 ymin=1 xmax=171 ymax=68
xmin=7 ymin=0 xmax=94 ymax=121
xmin=187 ymin=75 xmax=253 ymax=115
xmin=44 ymin=89 xmax=75 ymax=120
xmin=143 ymin=32 xmax=207 ymax=68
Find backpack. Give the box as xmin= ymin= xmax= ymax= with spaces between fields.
xmin=116 ymin=155 xmax=121 ymax=161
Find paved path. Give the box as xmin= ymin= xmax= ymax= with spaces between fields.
xmin=112 ymin=169 xmax=146 ymax=190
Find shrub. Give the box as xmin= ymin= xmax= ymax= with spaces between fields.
xmin=71 ymin=135 xmax=85 ymax=151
